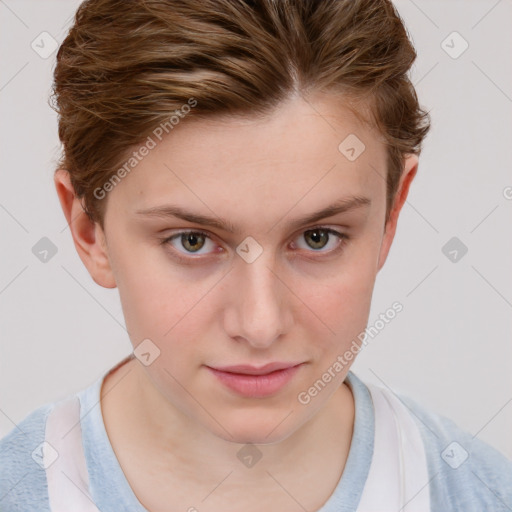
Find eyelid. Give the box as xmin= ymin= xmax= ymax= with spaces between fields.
xmin=161 ymin=229 xmax=217 ymax=252
xmin=159 ymin=229 xmax=220 ymax=265
xmin=160 ymin=225 xmax=348 ymax=262
xmin=291 ymin=225 xmax=347 ymax=255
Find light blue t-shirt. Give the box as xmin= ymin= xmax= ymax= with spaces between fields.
xmin=1 ymin=362 xmax=511 ymax=511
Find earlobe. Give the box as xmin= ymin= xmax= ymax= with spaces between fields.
xmin=54 ymin=169 xmax=117 ymax=289
xmin=377 ymin=154 xmax=419 ymax=272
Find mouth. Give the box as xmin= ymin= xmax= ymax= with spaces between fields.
xmin=210 ymin=361 xmax=304 ymax=375
xmin=205 ymin=362 xmax=304 ymax=398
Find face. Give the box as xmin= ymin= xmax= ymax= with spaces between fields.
xmin=83 ymin=94 xmax=413 ymax=444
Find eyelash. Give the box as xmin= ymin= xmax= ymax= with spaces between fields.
xmin=159 ymin=226 xmax=349 ymax=264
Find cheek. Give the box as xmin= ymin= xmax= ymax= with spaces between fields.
xmin=112 ymin=244 xmax=216 ymax=348
xmin=306 ymin=278 xmax=374 ymax=341
xmin=112 ymin=228 xmax=380 ymax=354
xmin=296 ymin=248 xmax=378 ymax=350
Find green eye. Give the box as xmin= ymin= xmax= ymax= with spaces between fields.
xmin=296 ymin=228 xmax=346 ymax=253
xmin=161 ymin=226 xmax=348 ymax=264
xmin=163 ymin=230 xmax=214 ymax=255
xmin=180 ymin=232 xmax=206 ymax=253
xmin=304 ymin=229 xmax=330 ymax=250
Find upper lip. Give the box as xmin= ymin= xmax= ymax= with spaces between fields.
xmin=208 ymin=362 xmax=303 ymax=375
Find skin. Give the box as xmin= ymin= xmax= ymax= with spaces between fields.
xmin=55 ymin=93 xmax=418 ymax=512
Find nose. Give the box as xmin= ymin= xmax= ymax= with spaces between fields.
xmin=224 ymin=253 xmax=292 ymax=349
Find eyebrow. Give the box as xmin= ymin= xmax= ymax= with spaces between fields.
xmin=135 ymin=195 xmax=371 ymax=234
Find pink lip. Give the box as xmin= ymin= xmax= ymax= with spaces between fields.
xmin=206 ymin=362 xmax=304 ymax=398
xmin=212 ymin=361 xmax=303 ymax=375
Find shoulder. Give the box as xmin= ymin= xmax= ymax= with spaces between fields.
xmin=397 ymin=391 xmax=512 ymax=512
xmin=0 ymin=403 xmax=53 ymax=511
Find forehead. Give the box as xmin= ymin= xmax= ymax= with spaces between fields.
xmin=107 ymin=94 xmax=387 ymax=228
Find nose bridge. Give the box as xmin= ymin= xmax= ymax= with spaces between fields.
xmin=229 ymin=248 xmax=288 ymax=347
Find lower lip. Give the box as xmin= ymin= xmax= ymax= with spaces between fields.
xmin=207 ymin=364 xmax=303 ymax=398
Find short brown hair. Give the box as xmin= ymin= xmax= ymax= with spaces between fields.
xmin=51 ymin=0 xmax=431 ymax=228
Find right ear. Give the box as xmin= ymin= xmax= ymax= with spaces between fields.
xmin=54 ymin=169 xmax=117 ymax=289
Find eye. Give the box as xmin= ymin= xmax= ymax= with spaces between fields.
xmin=160 ymin=226 xmax=347 ymax=263
xmin=162 ymin=230 xmax=218 ymax=256
xmin=292 ymin=227 xmax=346 ymax=254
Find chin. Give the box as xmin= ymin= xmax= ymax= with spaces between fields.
xmin=206 ymin=409 xmax=302 ymax=446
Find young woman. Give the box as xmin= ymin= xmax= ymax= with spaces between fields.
xmin=1 ymin=1 xmax=511 ymax=511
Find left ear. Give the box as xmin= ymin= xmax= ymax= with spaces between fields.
xmin=377 ymin=154 xmax=419 ymax=272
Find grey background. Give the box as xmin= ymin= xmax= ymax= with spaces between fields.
xmin=1 ymin=0 xmax=511 ymax=459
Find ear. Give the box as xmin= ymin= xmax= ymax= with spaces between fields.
xmin=54 ymin=169 xmax=116 ymax=288
xmin=377 ymin=154 xmax=419 ymax=272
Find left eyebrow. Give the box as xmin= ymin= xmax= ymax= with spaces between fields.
xmin=280 ymin=195 xmax=372 ymax=232
xmin=135 ymin=195 xmax=372 ymax=235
